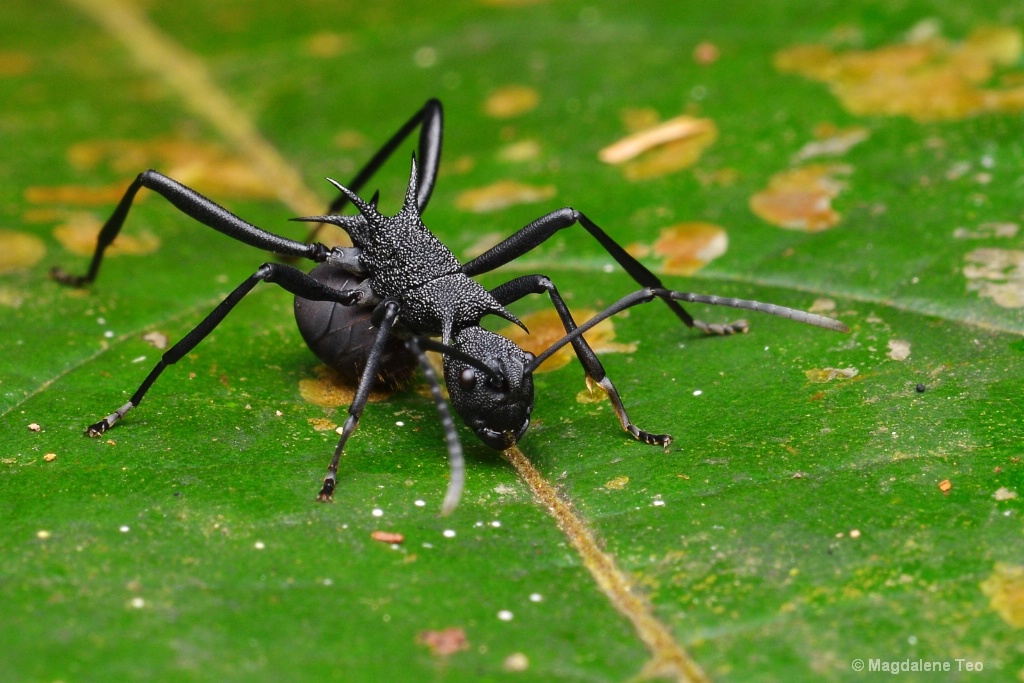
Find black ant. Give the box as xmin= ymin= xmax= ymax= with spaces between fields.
xmin=52 ymin=99 xmax=848 ymax=513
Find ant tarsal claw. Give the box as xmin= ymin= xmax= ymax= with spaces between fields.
xmin=85 ymin=420 xmax=109 ymax=437
xmin=317 ymin=475 xmax=337 ymax=502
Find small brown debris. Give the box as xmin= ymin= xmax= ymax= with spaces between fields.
xmin=483 ymin=85 xmax=540 ymax=119
xmin=43 ymin=453 xmax=57 ymax=462
xmin=693 ymin=42 xmax=720 ymax=65
xmin=417 ymin=627 xmax=470 ymax=657
xmin=938 ymin=479 xmax=952 ymax=493
xmin=454 ymin=181 xmax=556 ymax=213
xmin=370 ymin=530 xmax=406 ymax=545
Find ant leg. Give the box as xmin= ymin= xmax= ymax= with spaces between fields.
xmin=318 ymin=99 xmax=443 ymax=222
xmin=461 ymin=208 xmax=747 ymax=335
xmin=82 ymin=263 xmax=366 ymax=436
xmin=51 ymin=170 xmax=330 ymax=287
xmin=527 ymin=287 xmax=849 ymax=373
xmin=317 ymin=301 xmax=400 ymax=502
xmin=407 ymin=337 xmax=464 ymax=515
xmin=491 ymin=274 xmax=671 ymax=447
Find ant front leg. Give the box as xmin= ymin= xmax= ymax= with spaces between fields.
xmin=462 ymin=208 xmax=747 ymax=335
xmin=490 ymin=274 xmax=672 ymax=448
xmin=317 ymin=300 xmax=401 ymax=502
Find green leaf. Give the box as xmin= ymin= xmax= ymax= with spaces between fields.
xmin=2 ymin=1 xmax=1022 ymax=682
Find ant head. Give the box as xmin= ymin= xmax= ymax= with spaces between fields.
xmin=444 ymin=327 xmax=535 ymax=450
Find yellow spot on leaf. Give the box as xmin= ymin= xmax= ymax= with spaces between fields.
xmin=497 ymin=139 xmax=542 ymax=163
xmin=963 ymin=248 xmax=1024 ymax=308
xmin=67 ymin=139 xmax=279 ymax=200
xmin=0 ymin=51 xmax=34 ymax=77
xmin=24 ymin=183 xmax=131 ymax=207
xmin=454 ymin=180 xmax=556 ymax=213
xmin=576 ymin=383 xmax=609 ymax=405
xmin=604 ymin=476 xmax=629 ymax=490
xmin=648 ymin=222 xmax=728 ymax=276
xmin=299 ymin=365 xmax=392 ymax=408
xmin=804 ymin=367 xmax=858 ymax=383
xmin=599 ymin=115 xmax=717 ymax=181
xmin=775 ymin=25 xmax=1024 ymax=121
xmin=0 ymin=230 xmax=46 ymax=274
xmin=483 ymin=85 xmax=540 ymax=119
xmin=750 ymin=164 xmax=851 ymax=232
xmin=303 ymin=32 xmax=354 ymax=58
xmin=499 ymin=308 xmax=636 ymax=374
xmin=52 ymin=212 xmax=160 ymax=257
xmin=981 ymin=563 xmax=1024 ymax=628
xmin=307 ymin=417 xmax=337 ymax=432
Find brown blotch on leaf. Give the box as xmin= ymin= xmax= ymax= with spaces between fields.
xmin=0 ymin=51 xmax=34 ymax=77
xmin=454 ymin=180 xmax=556 ymax=213
xmin=499 ymin=308 xmax=636 ymax=374
xmin=0 ymin=230 xmax=46 ymax=274
xmin=51 ymin=212 xmax=160 ymax=258
xmin=775 ymin=25 xmax=1024 ymax=121
xmin=963 ymin=247 xmax=1024 ymax=308
xmin=981 ymin=563 xmax=1024 ymax=628
xmin=649 ymin=222 xmax=728 ymax=276
xmin=483 ymin=85 xmax=540 ymax=119
xmin=299 ymin=365 xmax=393 ymax=409
xmin=66 ymin=139 xmax=279 ymax=200
xmin=303 ymin=32 xmax=354 ymax=58
xmin=599 ymin=115 xmax=718 ymax=181
xmin=804 ymin=367 xmax=858 ymax=383
xmin=750 ymin=164 xmax=851 ymax=232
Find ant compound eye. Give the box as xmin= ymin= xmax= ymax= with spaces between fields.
xmin=523 ymin=351 xmax=536 ymax=363
xmin=459 ymin=368 xmax=477 ymax=391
